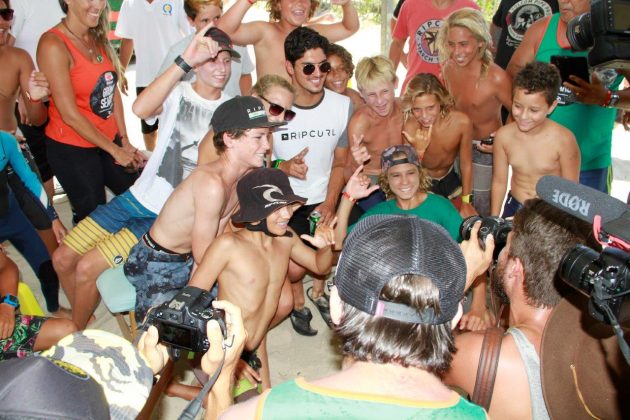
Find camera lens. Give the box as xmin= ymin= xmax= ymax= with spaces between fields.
xmin=566 ymin=12 xmax=593 ymax=51
xmin=560 ymin=244 xmax=599 ymax=294
xmin=459 ymin=216 xmax=482 ymax=242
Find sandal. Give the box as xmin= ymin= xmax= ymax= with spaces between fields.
xmin=307 ymin=286 xmax=333 ymax=328
xmin=290 ymin=307 xmax=318 ymax=336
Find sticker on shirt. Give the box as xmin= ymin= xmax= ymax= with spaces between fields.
xmin=162 ymin=3 xmax=173 ymax=15
xmin=556 ymin=85 xmax=577 ymax=106
xmin=505 ymin=0 xmax=553 ymax=47
xmin=415 ymin=19 xmax=442 ymax=64
xmin=90 ymin=71 xmax=118 ymax=120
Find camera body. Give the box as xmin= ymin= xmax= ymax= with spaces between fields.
xmin=560 ymin=245 xmax=630 ymax=322
xmin=460 ymin=216 xmax=513 ymax=261
xmin=145 ymin=286 xmax=226 ymax=352
xmin=567 ymin=0 xmax=630 ymax=68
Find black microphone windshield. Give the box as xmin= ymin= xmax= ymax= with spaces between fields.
xmin=536 ymin=175 xmax=628 ymax=226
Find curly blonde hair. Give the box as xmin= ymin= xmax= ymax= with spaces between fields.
xmin=378 ymin=157 xmax=432 ymax=200
xmin=402 ymin=73 xmax=453 ymax=123
xmin=267 ymin=0 xmax=319 ymax=22
xmin=436 ymin=8 xmax=493 ymax=77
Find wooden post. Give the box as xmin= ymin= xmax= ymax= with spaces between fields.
xmin=381 ymin=0 xmax=395 ymax=55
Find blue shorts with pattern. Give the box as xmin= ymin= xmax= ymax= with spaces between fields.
xmin=124 ymin=237 xmax=193 ymax=323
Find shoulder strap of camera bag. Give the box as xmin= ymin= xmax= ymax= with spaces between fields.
xmin=471 ymin=326 xmax=505 ymax=410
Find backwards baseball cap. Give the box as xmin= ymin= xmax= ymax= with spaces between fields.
xmin=335 ymin=214 xmax=466 ymax=324
xmin=541 ymin=293 xmax=630 ymax=419
xmin=211 ymin=96 xmax=287 ymax=133
xmin=232 ymin=168 xmax=306 ymax=224
xmin=204 ymin=27 xmax=241 ymax=59
xmin=0 ymin=330 xmax=153 ymax=420
xmin=381 ymin=144 xmax=421 ymax=172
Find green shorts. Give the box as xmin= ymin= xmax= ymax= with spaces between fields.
xmin=0 ymin=314 xmax=47 ymax=360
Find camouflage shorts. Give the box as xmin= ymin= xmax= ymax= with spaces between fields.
xmin=124 ymin=238 xmax=193 ymax=323
xmin=0 ymin=314 xmax=46 ymax=360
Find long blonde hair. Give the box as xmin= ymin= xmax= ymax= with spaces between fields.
xmin=436 ymin=8 xmax=493 ymax=77
xmin=58 ymin=0 xmax=125 ymax=88
xmin=401 ymin=73 xmax=453 ymax=123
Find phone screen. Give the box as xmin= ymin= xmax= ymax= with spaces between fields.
xmin=550 ymin=55 xmax=589 ymax=84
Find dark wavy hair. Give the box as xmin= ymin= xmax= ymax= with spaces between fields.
xmin=336 ymin=274 xmax=456 ymax=374
xmin=513 ymin=61 xmax=561 ymax=105
xmin=284 ymin=26 xmax=330 ymax=65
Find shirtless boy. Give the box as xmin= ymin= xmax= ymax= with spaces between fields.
xmin=325 ymin=43 xmax=363 ymax=109
xmin=124 ymin=96 xmax=285 ymax=321
xmin=52 ymin=28 xmax=235 ymax=329
xmin=188 ymin=168 xmax=334 ymax=391
xmin=218 ymin=0 xmax=359 ymax=79
xmin=347 ymin=55 xmax=403 ymax=211
xmin=401 ymin=73 xmax=475 ymax=217
xmin=437 ymin=8 xmax=512 ymax=216
xmin=491 ymin=61 xmax=579 ymax=217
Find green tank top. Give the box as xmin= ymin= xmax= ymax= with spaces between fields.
xmin=256 ymin=377 xmax=487 ymax=419
xmin=535 ymin=14 xmax=621 ymax=171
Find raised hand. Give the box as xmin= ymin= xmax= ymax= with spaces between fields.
xmin=350 ymin=134 xmax=370 ymax=166
xmin=301 ymin=217 xmax=337 ymax=249
xmin=181 ymin=22 xmax=221 ymax=68
xmin=402 ymin=125 xmax=432 ymax=158
xmin=345 ymin=165 xmax=380 ymax=201
xmin=278 ymin=147 xmax=309 ymax=179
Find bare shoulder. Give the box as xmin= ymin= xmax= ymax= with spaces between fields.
xmin=488 ymin=63 xmax=510 ymax=85
xmin=548 ymin=119 xmax=576 ymax=143
xmin=190 ymin=165 xmax=228 ymax=196
xmin=526 ymin=16 xmax=551 ymax=40
xmin=349 ymin=106 xmax=373 ymax=130
xmin=495 ymin=122 xmax=517 ymax=142
xmin=447 ymin=110 xmax=472 ymax=129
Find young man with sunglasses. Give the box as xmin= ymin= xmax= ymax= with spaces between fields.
xmin=218 ymin=0 xmax=358 ymax=80
xmin=271 ymin=27 xmax=352 ymax=336
xmin=52 ymin=28 xmax=237 ymax=329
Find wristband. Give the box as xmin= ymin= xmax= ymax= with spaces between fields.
xmin=607 ymin=91 xmax=620 ymax=108
xmin=461 ymin=194 xmax=473 ymax=204
xmin=1 ymin=294 xmax=19 ymax=309
xmin=602 ymin=89 xmax=612 ymax=107
xmin=246 ymin=0 xmax=255 ymax=4
xmin=272 ymin=159 xmax=284 ymax=169
xmin=342 ymin=191 xmax=356 ymax=203
xmin=174 ymin=55 xmax=193 ymax=74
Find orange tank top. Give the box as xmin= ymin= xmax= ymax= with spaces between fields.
xmin=45 ymin=27 xmax=119 ymax=148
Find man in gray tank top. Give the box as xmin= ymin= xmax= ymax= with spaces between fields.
xmin=443 ymin=198 xmax=595 ymax=419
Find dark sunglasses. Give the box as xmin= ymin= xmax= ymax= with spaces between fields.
xmin=0 ymin=8 xmax=14 ymax=21
xmin=260 ymin=95 xmax=296 ymax=122
xmin=302 ymin=61 xmax=331 ymax=76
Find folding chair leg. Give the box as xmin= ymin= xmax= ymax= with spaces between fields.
xmin=115 ymin=313 xmax=133 ymax=341
xmin=137 ymin=359 xmax=176 ymax=420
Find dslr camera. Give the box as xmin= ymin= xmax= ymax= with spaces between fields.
xmin=560 ymin=245 xmax=630 ymax=322
xmin=145 ymin=286 xmax=226 ymax=352
xmin=566 ymin=0 xmax=630 ymax=68
xmin=460 ymin=216 xmax=513 ymax=261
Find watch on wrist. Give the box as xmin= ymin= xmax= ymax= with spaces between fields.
xmin=461 ymin=194 xmax=473 ymax=204
xmin=1 ymin=294 xmax=19 ymax=309
xmin=607 ymin=92 xmax=620 ymax=108
xmin=174 ymin=55 xmax=193 ymax=74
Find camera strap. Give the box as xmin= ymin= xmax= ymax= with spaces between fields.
xmin=178 ymin=349 xmax=226 ymax=420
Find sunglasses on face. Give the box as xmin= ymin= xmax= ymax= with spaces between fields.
xmin=0 ymin=8 xmax=14 ymax=21
xmin=260 ymin=95 xmax=296 ymax=122
xmin=301 ymin=61 xmax=331 ymax=76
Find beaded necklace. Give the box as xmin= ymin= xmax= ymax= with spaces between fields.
xmin=62 ymin=18 xmax=103 ymax=63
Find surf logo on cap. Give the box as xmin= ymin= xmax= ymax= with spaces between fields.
xmin=247 ymin=106 xmax=266 ymax=120
xmin=254 ymin=184 xmax=289 ymax=208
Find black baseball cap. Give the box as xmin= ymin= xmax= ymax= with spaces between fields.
xmin=204 ymin=27 xmax=241 ymax=59
xmin=211 ymin=96 xmax=287 ymax=133
xmin=335 ymin=215 xmax=466 ymax=324
xmin=232 ymin=168 xmax=306 ymax=224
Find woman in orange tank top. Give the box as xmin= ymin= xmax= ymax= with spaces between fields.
xmin=37 ymin=0 xmax=142 ymax=224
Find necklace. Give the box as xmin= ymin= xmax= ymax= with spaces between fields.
xmin=62 ymin=19 xmax=103 ymax=63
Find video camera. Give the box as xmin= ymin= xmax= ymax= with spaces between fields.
xmin=145 ymin=286 xmax=226 ymax=353
xmin=566 ymin=0 xmax=630 ymax=68
xmin=560 ymin=244 xmax=629 ymax=322
xmin=460 ymin=216 xmax=512 ymax=261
